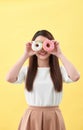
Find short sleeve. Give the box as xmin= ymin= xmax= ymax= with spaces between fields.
xmin=60 ymin=66 xmax=73 ymax=83
xmin=14 ymin=66 xmax=28 ymax=84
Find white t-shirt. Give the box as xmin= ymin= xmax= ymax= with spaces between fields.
xmin=14 ymin=66 xmax=73 ymax=106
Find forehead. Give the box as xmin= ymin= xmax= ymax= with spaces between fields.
xmin=35 ymin=35 xmax=49 ymax=42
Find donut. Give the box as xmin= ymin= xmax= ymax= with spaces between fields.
xmin=43 ymin=39 xmax=54 ymax=52
xmin=32 ymin=41 xmax=43 ymax=51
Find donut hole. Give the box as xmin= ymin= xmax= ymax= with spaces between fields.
xmin=46 ymin=43 xmax=50 ymax=48
xmin=36 ymin=44 xmax=39 ymax=47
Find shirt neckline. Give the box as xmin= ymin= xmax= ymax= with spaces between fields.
xmin=38 ymin=67 xmax=50 ymax=70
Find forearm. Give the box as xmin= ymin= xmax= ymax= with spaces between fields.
xmin=59 ymin=53 xmax=80 ymax=81
xmin=6 ymin=54 xmax=29 ymax=82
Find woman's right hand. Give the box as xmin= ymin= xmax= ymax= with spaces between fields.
xmin=24 ymin=42 xmax=36 ymax=58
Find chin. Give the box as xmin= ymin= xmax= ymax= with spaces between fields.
xmin=39 ymin=56 xmax=49 ymax=60
xmin=36 ymin=54 xmax=50 ymax=60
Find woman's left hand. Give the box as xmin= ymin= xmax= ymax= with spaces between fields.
xmin=49 ymin=40 xmax=62 ymax=58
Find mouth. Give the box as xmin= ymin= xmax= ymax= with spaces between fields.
xmin=38 ymin=51 xmax=47 ymax=56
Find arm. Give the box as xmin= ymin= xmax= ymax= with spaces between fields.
xmin=6 ymin=42 xmax=36 ymax=83
xmin=6 ymin=54 xmax=28 ymax=83
xmin=50 ymin=41 xmax=80 ymax=81
xmin=59 ymin=53 xmax=80 ymax=81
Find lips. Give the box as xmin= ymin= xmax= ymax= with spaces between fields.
xmin=38 ymin=51 xmax=47 ymax=56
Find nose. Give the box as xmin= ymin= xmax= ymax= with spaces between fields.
xmin=39 ymin=48 xmax=46 ymax=53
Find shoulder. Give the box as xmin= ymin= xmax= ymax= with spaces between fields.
xmin=60 ymin=66 xmax=73 ymax=83
xmin=14 ymin=66 xmax=28 ymax=84
xmin=60 ymin=66 xmax=66 ymax=73
xmin=21 ymin=66 xmax=28 ymax=75
xmin=60 ymin=65 xmax=68 ymax=76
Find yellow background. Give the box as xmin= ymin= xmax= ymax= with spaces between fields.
xmin=0 ymin=0 xmax=83 ymax=130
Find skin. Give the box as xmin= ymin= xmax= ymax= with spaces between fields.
xmin=6 ymin=35 xmax=80 ymax=83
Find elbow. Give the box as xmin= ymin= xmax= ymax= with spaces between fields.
xmin=6 ymin=76 xmax=13 ymax=83
xmin=72 ymin=73 xmax=80 ymax=81
xmin=6 ymin=75 xmax=16 ymax=83
xmin=75 ymin=74 xmax=80 ymax=81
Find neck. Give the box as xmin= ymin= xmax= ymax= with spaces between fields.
xmin=37 ymin=59 xmax=49 ymax=67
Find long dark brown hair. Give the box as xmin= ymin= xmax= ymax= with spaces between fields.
xmin=25 ymin=30 xmax=62 ymax=92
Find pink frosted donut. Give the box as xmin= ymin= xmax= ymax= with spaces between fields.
xmin=43 ymin=39 xmax=54 ymax=52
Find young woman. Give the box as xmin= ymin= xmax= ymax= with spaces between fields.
xmin=6 ymin=30 xmax=80 ymax=130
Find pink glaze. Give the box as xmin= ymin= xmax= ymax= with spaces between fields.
xmin=43 ymin=39 xmax=54 ymax=52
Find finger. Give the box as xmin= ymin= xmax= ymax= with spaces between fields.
xmin=56 ymin=42 xmax=59 ymax=46
xmin=55 ymin=41 xmax=59 ymax=45
xmin=52 ymin=40 xmax=58 ymax=47
xmin=26 ymin=41 xmax=32 ymax=46
xmin=32 ymin=51 xmax=36 ymax=56
xmin=51 ymin=40 xmax=56 ymax=43
xmin=26 ymin=44 xmax=32 ymax=48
